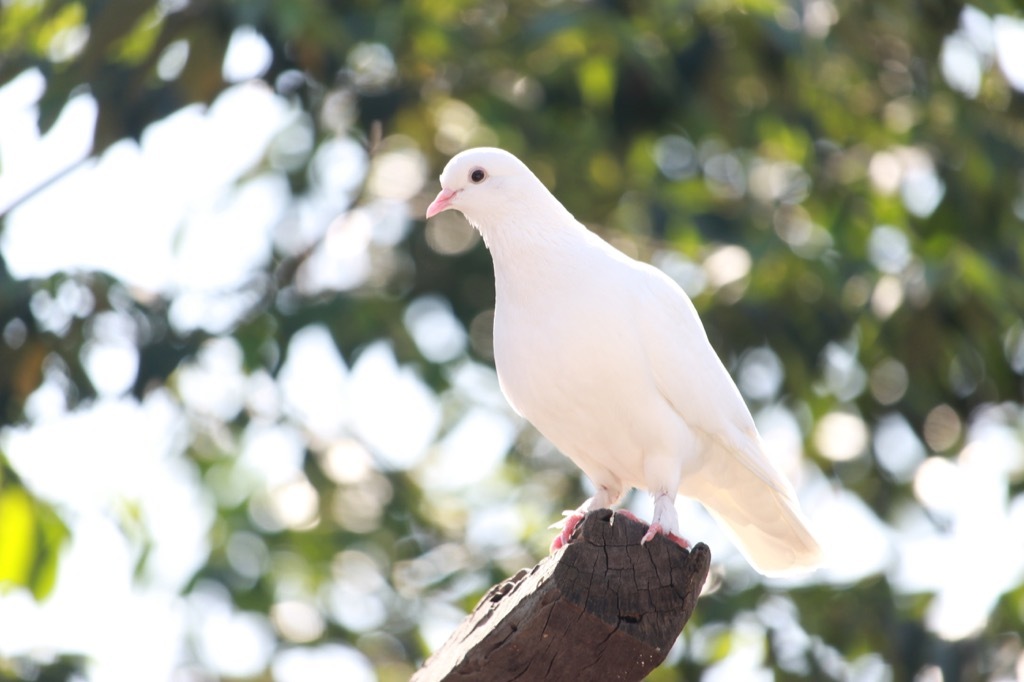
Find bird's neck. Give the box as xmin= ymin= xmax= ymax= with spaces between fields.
xmin=475 ymin=203 xmax=594 ymax=302
xmin=474 ymin=191 xmax=578 ymax=254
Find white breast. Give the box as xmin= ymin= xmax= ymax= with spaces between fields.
xmin=491 ymin=243 xmax=702 ymax=492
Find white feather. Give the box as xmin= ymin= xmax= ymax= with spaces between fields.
xmin=426 ymin=147 xmax=822 ymax=576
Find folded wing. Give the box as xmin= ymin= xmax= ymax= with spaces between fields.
xmin=634 ymin=263 xmax=822 ymax=575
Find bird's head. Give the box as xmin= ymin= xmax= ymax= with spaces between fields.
xmin=425 ymin=147 xmax=563 ymax=236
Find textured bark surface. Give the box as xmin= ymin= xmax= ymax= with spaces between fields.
xmin=412 ymin=509 xmax=711 ymax=682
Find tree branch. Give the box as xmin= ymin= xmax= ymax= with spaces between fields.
xmin=413 ymin=509 xmax=711 ymax=682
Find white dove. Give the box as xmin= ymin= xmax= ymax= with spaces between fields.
xmin=425 ymin=147 xmax=822 ymax=576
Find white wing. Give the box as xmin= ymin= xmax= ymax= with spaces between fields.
xmin=632 ymin=262 xmax=822 ymax=575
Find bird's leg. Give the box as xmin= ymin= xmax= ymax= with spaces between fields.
xmin=550 ymin=484 xmax=620 ymax=552
xmin=640 ymin=492 xmax=691 ymax=549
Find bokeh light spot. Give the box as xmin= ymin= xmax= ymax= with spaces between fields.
xmin=923 ymin=404 xmax=962 ymax=452
xmin=703 ymin=245 xmax=752 ymax=289
xmin=271 ymin=600 xmax=325 ymax=643
xmin=912 ymin=456 xmax=959 ymax=514
xmin=222 ymin=26 xmax=273 ymax=83
xmin=813 ymin=411 xmax=869 ymax=461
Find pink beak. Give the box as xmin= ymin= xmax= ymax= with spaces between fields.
xmin=426 ymin=188 xmax=458 ymax=219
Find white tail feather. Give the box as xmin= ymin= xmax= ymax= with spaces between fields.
xmin=684 ymin=440 xmax=823 ymax=576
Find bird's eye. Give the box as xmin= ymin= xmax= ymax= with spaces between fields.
xmin=470 ymin=168 xmax=486 ymax=183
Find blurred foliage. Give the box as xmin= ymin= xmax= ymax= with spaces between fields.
xmin=1 ymin=0 xmax=1024 ymax=680
xmin=0 ymin=462 xmax=66 ymax=600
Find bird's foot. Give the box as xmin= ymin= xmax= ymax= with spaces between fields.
xmin=636 ymin=492 xmax=690 ymax=548
xmin=640 ymin=522 xmax=691 ymax=549
xmin=549 ymin=509 xmax=586 ymax=552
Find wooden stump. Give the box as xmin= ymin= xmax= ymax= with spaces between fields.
xmin=412 ymin=509 xmax=711 ymax=682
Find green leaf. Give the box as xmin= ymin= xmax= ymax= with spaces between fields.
xmin=0 ymin=486 xmax=36 ymax=589
xmin=577 ymin=55 xmax=615 ymax=110
xmin=0 ymin=482 xmax=69 ymax=600
xmin=110 ymin=6 xmax=163 ymax=65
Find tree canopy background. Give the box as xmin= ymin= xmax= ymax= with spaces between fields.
xmin=1 ymin=0 xmax=1023 ymax=680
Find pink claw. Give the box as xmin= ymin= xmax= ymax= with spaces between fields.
xmin=616 ymin=510 xmax=644 ymax=524
xmin=550 ymin=511 xmax=586 ymax=552
xmin=640 ymin=522 xmax=691 ymax=549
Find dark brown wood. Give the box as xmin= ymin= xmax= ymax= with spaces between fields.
xmin=412 ymin=509 xmax=711 ymax=682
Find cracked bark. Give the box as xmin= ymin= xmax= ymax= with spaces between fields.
xmin=411 ymin=509 xmax=712 ymax=682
